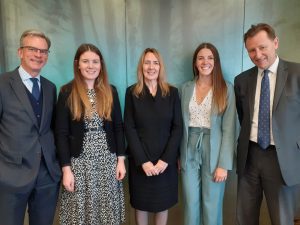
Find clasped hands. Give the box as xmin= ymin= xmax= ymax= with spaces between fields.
xmin=142 ymin=160 xmax=168 ymax=176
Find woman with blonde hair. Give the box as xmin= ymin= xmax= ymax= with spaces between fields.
xmin=124 ymin=48 xmax=183 ymax=225
xmin=55 ymin=43 xmax=126 ymax=225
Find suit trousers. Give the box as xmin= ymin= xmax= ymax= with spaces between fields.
xmin=237 ymin=141 xmax=300 ymax=225
xmin=181 ymin=127 xmax=225 ymax=225
xmin=0 ymin=156 xmax=60 ymax=225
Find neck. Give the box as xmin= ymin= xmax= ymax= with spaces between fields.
xmin=145 ymin=80 xmax=158 ymax=96
xmin=21 ymin=66 xmax=40 ymax=77
xmin=85 ymin=80 xmax=95 ymax=89
xmin=197 ymin=75 xmax=212 ymax=86
xmin=145 ymin=80 xmax=157 ymax=89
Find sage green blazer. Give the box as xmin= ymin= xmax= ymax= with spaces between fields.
xmin=180 ymin=80 xmax=239 ymax=173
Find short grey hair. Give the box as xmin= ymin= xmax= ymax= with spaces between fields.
xmin=20 ymin=29 xmax=51 ymax=49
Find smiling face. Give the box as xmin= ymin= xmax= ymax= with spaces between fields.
xmin=196 ymin=48 xmax=214 ymax=77
xmin=142 ymin=52 xmax=160 ymax=83
xmin=78 ymin=51 xmax=101 ymax=88
xmin=245 ymin=30 xmax=279 ymax=70
xmin=18 ymin=36 xmax=49 ymax=77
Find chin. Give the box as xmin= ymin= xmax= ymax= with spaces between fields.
xmin=257 ymin=65 xmax=268 ymax=70
xmin=31 ymin=67 xmax=43 ymax=73
xmin=30 ymin=65 xmax=43 ymax=70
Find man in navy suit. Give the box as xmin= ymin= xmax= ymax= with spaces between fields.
xmin=234 ymin=23 xmax=300 ymax=225
xmin=0 ymin=29 xmax=61 ymax=225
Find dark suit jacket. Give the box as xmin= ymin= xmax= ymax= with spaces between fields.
xmin=55 ymin=82 xmax=125 ymax=167
xmin=234 ymin=59 xmax=300 ymax=186
xmin=0 ymin=68 xmax=61 ymax=191
xmin=124 ymin=85 xmax=183 ymax=166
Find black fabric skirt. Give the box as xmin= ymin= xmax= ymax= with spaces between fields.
xmin=128 ymin=158 xmax=178 ymax=212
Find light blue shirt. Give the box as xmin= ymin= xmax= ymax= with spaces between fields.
xmin=18 ymin=66 xmax=41 ymax=93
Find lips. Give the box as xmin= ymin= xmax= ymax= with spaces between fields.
xmin=31 ymin=58 xmax=43 ymax=63
xmin=145 ymin=71 xmax=157 ymax=75
xmin=254 ymin=58 xmax=268 ymax=67
xmin=199 ymin=64 xmax=212 ymax=72
xmin=30 ymin=59 xmax=45 ymax=66
xmin=86 ymin=70 xmax=97 ymax=74
xmin=201 ymin=66 xmax=211 ymax=70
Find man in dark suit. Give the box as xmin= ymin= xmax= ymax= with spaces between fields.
xmin=234 ymin=23 xmax=300 ymax=225
xmin=0 ymin=30 xmax=61 ymax=225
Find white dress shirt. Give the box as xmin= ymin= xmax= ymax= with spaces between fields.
xmin=18 ymin=66 xmax=41 ymax=93
xmin=250 ymin=56 xmax=279 ymax=145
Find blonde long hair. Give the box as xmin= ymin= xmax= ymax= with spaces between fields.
xmin=193 ymin=43 xmax=227 ymax=114
xmin=133 ymin=48 xmax=170 ymax=97
xmin=66 ymin=43 xmax=113 ymax=121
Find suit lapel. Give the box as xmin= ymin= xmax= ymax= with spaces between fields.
xmin=9 ymin=71 xmax=39 ymax=128
xmin=273 ymin=59 xmax=288 ymax=111
xmin=248 ymin=67 xmax=258 ymax=122
xmin=182 ymin=81 xmax=195 ymax=133
xmin=39 ymin=77 xmax=50 ymax=131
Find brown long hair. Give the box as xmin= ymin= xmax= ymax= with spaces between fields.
xmin=192 ymin=43 xmax=227 ymax=114
xmin=66 ymin=43 xmax=113 ymax=121
xmin=133 ymin=48 xmax=170 ymax=97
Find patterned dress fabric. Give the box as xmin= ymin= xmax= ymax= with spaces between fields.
xmin=188 ymin=87 xmax=212 ymax=128
xmin=59 ymin=89 xmax=125 ymax=225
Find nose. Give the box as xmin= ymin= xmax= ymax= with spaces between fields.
xmin=254 ymin=49 xmax=262 ymax=59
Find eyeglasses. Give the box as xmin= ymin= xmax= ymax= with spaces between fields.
xmin=21 ymin=46 xmax=50 ymax=55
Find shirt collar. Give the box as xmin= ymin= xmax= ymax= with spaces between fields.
xmin=18 ymin=66 xmax=41 ymax=82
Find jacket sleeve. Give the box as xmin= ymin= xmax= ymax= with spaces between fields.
xmin=160 ymin=87 xmax=183 ymax=164
xmin=0 ymin=87 xmax=2 ymax=122
xmin=50 ymin=84 xmax=57 ymax=131
xmin=111 ymin=87 xmax=126 ymax=156
xmin=217 ymin=83 xmax=239 ymax=170
xmin=234 ymin=76 xmax=243 ymax=124
xmin=55 ymin=90 xmax=72 ymax=167
xmin=124 ymin=87 xmax=149 ymax=166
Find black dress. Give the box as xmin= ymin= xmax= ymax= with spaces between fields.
xmin=124 ymin=85 xmax=183 ymax=212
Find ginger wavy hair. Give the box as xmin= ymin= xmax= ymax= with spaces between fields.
xmin=66 ymin=43 xmax=113 ymax=121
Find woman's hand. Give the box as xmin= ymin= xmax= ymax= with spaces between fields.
xmin=213 ymin=167 xmax=228 ymax=183
xmin=142 ymin=161 xmax=159 ymax=176
xmin=62 ymin=166 xmax=75 ymax=192
xmin=155 ymin=159 xmax=168 ymax=174
xmin=116 ymin=156 xmax=126 ymax=180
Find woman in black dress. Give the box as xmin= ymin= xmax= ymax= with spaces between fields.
xmin=124 ymin=48 xmax=183 ymax=225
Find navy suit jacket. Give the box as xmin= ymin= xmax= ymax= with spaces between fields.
xmin=0 ymin=68 xmax=61 ymax=191
xmin=234 ymin=59 xmax=300 ymax=186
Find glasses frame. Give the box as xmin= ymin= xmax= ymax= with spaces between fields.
xmin=20 ymin=46 xmax=50 ymax=55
